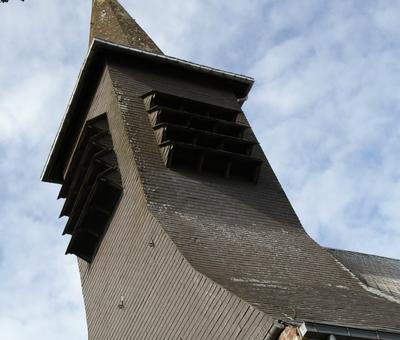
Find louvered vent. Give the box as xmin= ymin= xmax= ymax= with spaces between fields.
xmin=143 ymin=91 xmax=262 ymax=182
xmin=58 ymin=114 xmax=122 ymax=262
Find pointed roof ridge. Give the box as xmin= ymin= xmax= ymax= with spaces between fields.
xmin=90 ymin=0 xmax=163 ymax=54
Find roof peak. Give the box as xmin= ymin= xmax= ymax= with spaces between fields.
xmin=90 ymin=0 xmax=163 ymax=54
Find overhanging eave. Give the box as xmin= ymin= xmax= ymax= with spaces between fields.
xmin=41 ymin=38 xmax=255 ymax=184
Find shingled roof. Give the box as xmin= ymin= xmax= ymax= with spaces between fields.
xmin=328 ymin=248 xmax=400 ymax=302
xmin=48 ymin=37 xmax=400 ymax=329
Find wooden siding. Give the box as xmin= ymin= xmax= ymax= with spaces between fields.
xmin=76 ymin=66 xmax=274 ymax=339
xmin=105 ymin=59 xmax=400 ymax=330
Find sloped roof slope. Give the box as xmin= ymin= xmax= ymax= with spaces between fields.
xmin=328 ymin=248 xmax=400 ymax=301
xmin=106 ymin=59 xmax=400 ymax=330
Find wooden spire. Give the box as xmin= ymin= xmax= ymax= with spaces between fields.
xmin=90 ymin=0 xmax=163 ymax=54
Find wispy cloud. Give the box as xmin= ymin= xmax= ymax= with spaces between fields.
xmin=246 ymin=0 xmax=400 ymax=257
xmin=0 ymin=1 xmax=90 ymax=339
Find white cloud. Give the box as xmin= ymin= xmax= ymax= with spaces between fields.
xmin=246 ymin=0 xmax=400 ymax=257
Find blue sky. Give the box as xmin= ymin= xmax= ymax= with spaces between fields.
xmin=0 ymin=0 xmax=399 ymax=338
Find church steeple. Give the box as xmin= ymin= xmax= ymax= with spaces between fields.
xmin=90 ymin=0 xmax=163 ymax=54
xmin=43 ymin=1 xmax=400 ymax=338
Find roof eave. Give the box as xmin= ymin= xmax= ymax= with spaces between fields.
xmin=92 ymin=38 xmax=255 ymax=88
xmin=281 ymin=320 xmax=400 ymax=340
xmin=41 ymin=40 xmax=97 ymax=183
xmin=41 ymin=39 xmax=255 ymax=183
